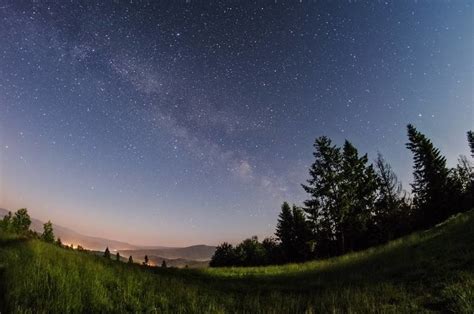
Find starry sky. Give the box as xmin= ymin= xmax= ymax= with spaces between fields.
xmin=0 ymin=1 xmax=472 ymax=246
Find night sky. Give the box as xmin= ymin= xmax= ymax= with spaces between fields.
xmin=1 ymin=1 xmax=472 ymax=246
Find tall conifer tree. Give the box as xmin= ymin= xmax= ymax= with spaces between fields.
xmin=302 ymin=136 xmax=342 ymax=256
xmin=275 ymin=202 xmax=295 ymax=261
xmin=406 ymin=124 xmax=450 ymax=226
xmin=339 ymin=141 xmax=378 ymax=252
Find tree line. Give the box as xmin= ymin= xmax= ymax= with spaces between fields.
xmin=210 ymin=125 xmax=474 ymax=267
xmin=0 ymin=208 xmax=57 ymax=244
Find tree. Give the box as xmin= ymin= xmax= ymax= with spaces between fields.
xmin=373 ymin=153 xmax=411 ymax=243
xmin=143 ymin=255 xmax=149 ymax=266
xmin=56 ymin=237 xmax=62 ymax=247
xmin=375 ymin=153 xmax=402 ymax=214
xmin=302 ymin=136 xmax=343 ymax=257
xmin=302 ymin=137 xmax=379 ymax=255
xmin=41 ymin=220 xmax=55 ymax=243
xmin=234 ymin=236 xmax=266 ymax=266
xmin=128 ymin=256 xmax=134 ymax=264
xmin=338 ymin=141 xmax=378 ymax=253
xmin=116 ymin=252 xmax=121 ymax=262
xmin=261 ymin=237 xmax=282 ymax=264
xmin=161 ymin=260 xmax=167 ymax=268
xmin=0 ymin=211 xmax=12 ymax=231
xmin=406 ymin=124 xmax=451 ymax=227
xmin=12 ymin=208 xmax=31 ymax=235
xmin=468 ymin=131 xmax=474 ymax=158
xmin=291 ymin=205 xmax=313 ymax=261
xmin=275 ymin=202 xmax=294 ymax=261
xmin=450 ymin=155 xmax=473 ymax=212
xmin=209 ymin=242 xmax=237 ymax=267
xmin=104 ymin=247 xmax=111 ymax=258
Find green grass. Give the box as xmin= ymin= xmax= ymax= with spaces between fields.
xmin=1 ymin=210 xmax=473 ymax=313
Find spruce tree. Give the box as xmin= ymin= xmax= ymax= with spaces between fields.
xmin=116 ymin=252 xmax=120 ymax=262
xmin=104 ymin=247 xmax=111 ymax=258
xmin=406 ymin=124 xmax=450 ymax=227
xmin=275 ymin=202 xmax=294 ymax=260
xmin=143 ymin=255 xmax=149 ymax=266
xmin=161 ymin=260 xmax=167 ymax=268
xmin=128 ymin=256 xmax=134 ymax=264
xmin=339 ymin=141 xmax=378 ymax=253
xmin=302 ymin=136 xmax=342 ymax=257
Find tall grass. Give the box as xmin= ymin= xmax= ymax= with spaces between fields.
xmin=0 ymin=210 xmax=473 ymax=313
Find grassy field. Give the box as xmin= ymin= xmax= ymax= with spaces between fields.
xmin=0 ymin=210 xmax=473 ymax=313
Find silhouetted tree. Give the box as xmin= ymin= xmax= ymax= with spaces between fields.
xmin=302 ymin=137 xmax=379 ymax=255
xmin=450 ymin=155 xmax=473 ymax=212
xmin=210 ymin=242 xmax=237 ymax=267
xmin=104 ymin=247 xmax=111 ymax=258
xmin=56 ymin=237 xmax=62 ymax=247
xmin=77 ymin=245 xmax=84 ymax=251
xmin=143 ymin=255 xmax=149 ymax=266
xmin=302 ymin=136 xmax=342 ymax=257
xmin=261 ymin=237 xmax=282 ymax=264
xmin=406 ymin=124 xmax=451 ymax=227
xmin=116 ymin=252 xmax=121 ymax=262
xmin=275 ymin=202 xmax=295 ymax=261
xmin=128 ymin=256 xmax=134 ymax=264
xmin=235 ymin=236 xmax=266 ymax=266
xmin=374 ymin=153 xmax=403 ymax=212
xmin=161 ymin=260 xmax=167 ymax=268
xmin=291 ymin=205 xmax=313 ymax=261
xmin=41 ymin=220 xmax=55 ymax=243
xmin=373 ymin=153 xmax=411 ymax=243
xmin=337 ymin=140 xmax=378 ymax=253
xmin=0 ymin=211 xmax=12 ymax=232
xmin=12 ymin=208 xmax=31 ymax=235
xmin=468 ymin=131 xmax=474 ymax=158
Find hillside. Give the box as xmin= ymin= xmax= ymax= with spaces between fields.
xmin=0 ymin=208 xmax=215 ymax=261
xmin=0 ymin=210 xmax=473 ymax=313
xmin=0 ymin=208 xmax=139 ymax=251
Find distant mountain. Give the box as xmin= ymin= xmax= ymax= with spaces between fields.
xmin=0 ymin=208 xmax=216 ymax=262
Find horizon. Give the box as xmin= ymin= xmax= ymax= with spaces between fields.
xmin=1 ymin=1 xmax=472 ymax=247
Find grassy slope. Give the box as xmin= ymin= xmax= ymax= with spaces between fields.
xmin=0 ymin=210 xmax=473 ymax=313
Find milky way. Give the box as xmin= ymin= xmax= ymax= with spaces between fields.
xmin=1 ymin=1 xmax=472 ymax=246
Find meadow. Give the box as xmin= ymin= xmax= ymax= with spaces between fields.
xmin=0 ymin=210 xmax=473 ymax=313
